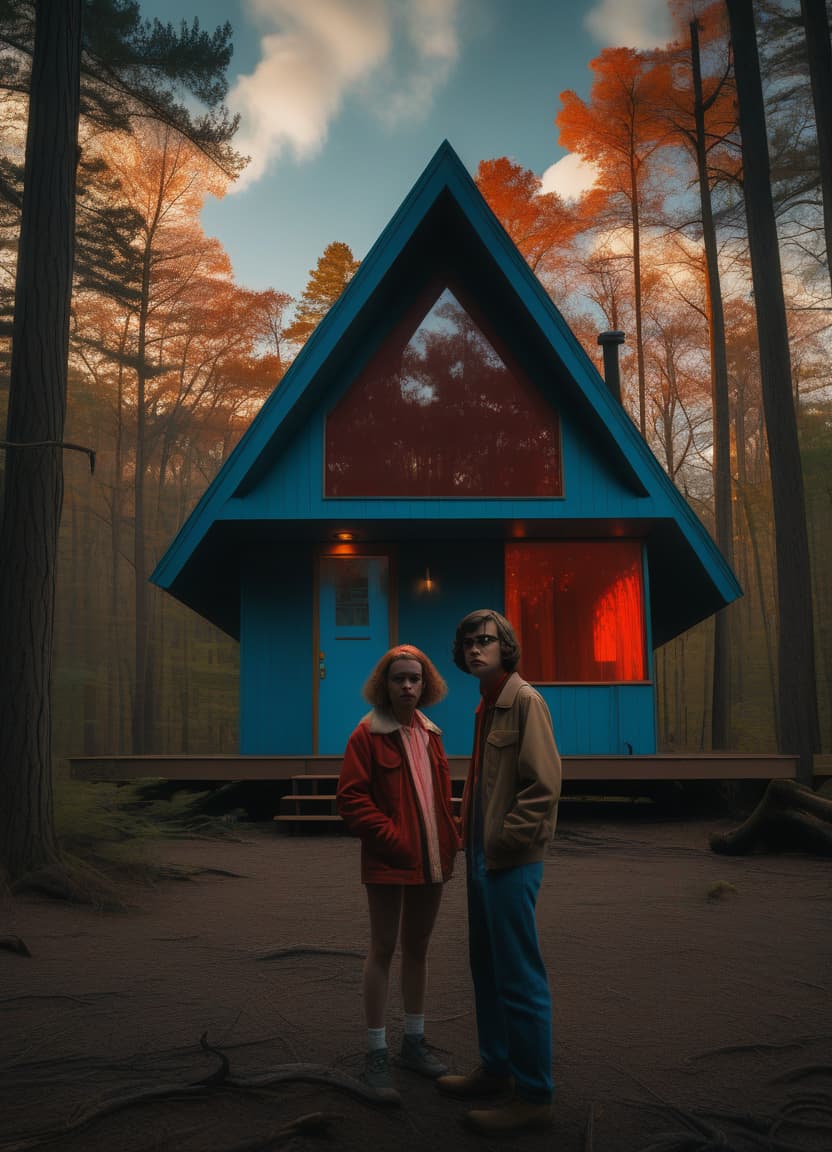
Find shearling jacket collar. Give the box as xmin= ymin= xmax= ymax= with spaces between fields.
xmin=364 ymin=708 xmax=442 ymax=736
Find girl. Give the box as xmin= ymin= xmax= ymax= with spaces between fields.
xmin=336 ymin=645 xmax=461 ymax=1102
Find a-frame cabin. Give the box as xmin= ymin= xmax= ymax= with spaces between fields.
xmin=151 ymin=141 xmax=741 ymax=760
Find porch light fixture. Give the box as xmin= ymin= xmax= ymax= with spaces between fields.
xmin=333 ymin=531 xmax=355 ymax=542
xmin=417 ymin=566 xmax=438 ymax=596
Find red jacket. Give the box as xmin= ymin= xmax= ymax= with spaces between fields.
xmin=336 ymin=709 xmax=461 ymax=885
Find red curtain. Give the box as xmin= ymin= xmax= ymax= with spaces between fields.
xmin=505 ymin=542 xmax=647 ymax=682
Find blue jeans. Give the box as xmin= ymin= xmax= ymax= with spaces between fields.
xmin=466 ymin=842 xmax=553 ymax=1103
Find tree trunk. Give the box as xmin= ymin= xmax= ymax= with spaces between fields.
xmin=629 ymin=156 xmax=647 ymax=436
xmin=800 ymin=0 xmax=832 ymax=299
xmin=726 ymin=0 xmax=820 ymax=784
xmin=737 ymin=481 xmax=774 ymax=741
xmin=109 ymin=324 xmax=128 ymax=751
xmin=131 ymin=137 xmax=173 ymax=754
xmin=132 ymin=250 xmax=151 ymax=753
xmin=690 ymin=18 xmax=735 ymax=750
xmin=700 ymin=621 xmax=712 ymax=752
xmin=0 ymin=1 xmax=83 ymax=881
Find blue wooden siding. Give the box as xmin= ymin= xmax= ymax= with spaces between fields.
xmin=240 ymin=546 xmax=314 ymax=754
xmin=543 ymin=684 xmax=656 ymax=755
xmin=226 ymin=389 xmax=674 ymax=524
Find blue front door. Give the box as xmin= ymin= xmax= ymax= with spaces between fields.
xmin=317 ymin=555 xmax=390 ymax=754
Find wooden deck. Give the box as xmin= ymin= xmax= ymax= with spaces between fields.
xmin=68 ymin=751 xmax=819 ymax=784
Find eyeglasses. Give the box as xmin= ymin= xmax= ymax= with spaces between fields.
xmin=462 ymin=634 xmax=500 ymax=650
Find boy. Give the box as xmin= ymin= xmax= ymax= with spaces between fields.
xmin=437 ymin=609 xmax=561 ymax=1134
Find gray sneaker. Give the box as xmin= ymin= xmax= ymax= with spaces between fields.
xmin=360 ymin=1047 xmax=401 ymax=1104
xmin=399 ymin=1034 xmax=448 ymax=1078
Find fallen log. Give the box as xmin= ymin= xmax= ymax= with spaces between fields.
xmin=709 ymin=779 xmax=832 ymax=856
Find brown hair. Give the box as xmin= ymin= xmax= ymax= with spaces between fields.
xmin=363 ymin=644 xmax=448 ymax=710
xmin=452 ymin=609 xmax=520 ymax=673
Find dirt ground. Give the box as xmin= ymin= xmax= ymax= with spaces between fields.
xmin=1 ymin=808 xmax=831 ymax=1152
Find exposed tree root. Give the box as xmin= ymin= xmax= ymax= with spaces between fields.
xmin=620 ymin=1062 xmax=832 ymax=1152
xmin=0 ymin=935 xmax=30 ymax=956
xmin=0 ymin=995 xmax=96 ymax=1009
xmin=195 ymin=1033 xmax=230 ymax=1086
xmin=687 ymin=1039 xmax=831 ymax=1062
xmin=766 ymin=1068 xmax=832 ymax=1146
xmin=769 ymin=1065 xmax=832 ymax=1084
xmin=10 ymin=858 xmax=127 ymax=912
xmin=694 ymin=1107 xmax=770 ymax=1133
xmin=710 ymin=779 xmax=832 ymax=856
xmin=11 ymin=870 xmax=92 ymax=903
xmin=225 ymin=1062 xmax=398 ymax=1098
xmin=612 ymin=1065 xmax=726 ymax=1143
xmin=255 ymin=945 xmax=365 ymax=961
xmin=0 ymin=1032 xmax=399 ymax=1151
xmin=153 ymin=866 xmax=248 ymax=881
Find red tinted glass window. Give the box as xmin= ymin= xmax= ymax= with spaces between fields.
xmin=505 ymin=542 xmax=647 ymax=682
xmin=325 ymin=287 xmax=561 ymax=497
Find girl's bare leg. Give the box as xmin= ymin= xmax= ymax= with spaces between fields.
xmin=363 ymin=884 xmax=403 ymax=1028
xmin=400 ymin=883 xmax=443 ymax=1014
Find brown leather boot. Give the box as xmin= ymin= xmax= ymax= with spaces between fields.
xmin=464 ymin=1097 xmax=553 ymax=1134
xmin=435 ymin=1065 xmax=514 ymax=1099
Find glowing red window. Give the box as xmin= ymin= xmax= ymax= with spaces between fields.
xmin=325 ymin=287 xmax=561 ymax=497
xmin=505 ymin=542 xmax=647 ymax=683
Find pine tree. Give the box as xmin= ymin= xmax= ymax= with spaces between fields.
xmin=284 ymin=241 xmax=360 ymax=346
xmin=0 ymin=0 xmax=243 ymax=891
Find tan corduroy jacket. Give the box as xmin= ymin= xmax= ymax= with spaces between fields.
xmin=461 ymin=672 xmax=562 ymax=870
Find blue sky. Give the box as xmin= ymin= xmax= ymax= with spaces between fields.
xmin=138 ymin=1 xmax=676 ymax=300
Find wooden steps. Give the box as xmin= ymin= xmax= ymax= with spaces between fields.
xmin=273 ymin=774 xmax=465 ymax=832
xmin=273 ymin=774 xmax=339 ymax=832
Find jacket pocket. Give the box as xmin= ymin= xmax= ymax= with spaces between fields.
xmin=372 ymin=749 xmax=402 ymax=813
xmin=486 ymin=729 xmax=519 ymax=749
xmin=375 ymin=744 xmax=403 ymax=770
xmin=483 ymin=729 xmax=519 ymax=784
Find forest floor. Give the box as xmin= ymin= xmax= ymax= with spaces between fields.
xmin=1 ymin=807 xmax=831 ymax=1152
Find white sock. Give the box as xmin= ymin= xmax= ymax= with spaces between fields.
xmin=367 ymin=1026 xmax=387 ymax=1052
xmin=404 ymin=1013 xmax=425 ymax=1037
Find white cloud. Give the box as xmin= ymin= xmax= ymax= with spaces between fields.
xmin=404 ymin=0 xmax=458 ymax=62
xmin=376 ymin=0 xmax=459 ymax=125
xmin=540 ymin=153 xmax=599 ymax=202
xmin=585 ymin=0 xmax=675 ymax=49
xmin=230 ymin=0 xmax=459 ymax=190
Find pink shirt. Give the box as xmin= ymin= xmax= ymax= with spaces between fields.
xmin=400 ymin=720 xmax=443 ymax=883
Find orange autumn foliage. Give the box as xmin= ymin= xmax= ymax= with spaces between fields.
xmin=475 ymin=156 xmax=581 ymax=274
xmin=557 ymin=47 xmax=670 ymax=205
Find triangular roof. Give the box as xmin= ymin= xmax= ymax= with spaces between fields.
xmin=151 ymin=140 xmax=740 ymax=647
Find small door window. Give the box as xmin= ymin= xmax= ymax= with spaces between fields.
xmin=335 ymin=564 xmax=370 ymax=627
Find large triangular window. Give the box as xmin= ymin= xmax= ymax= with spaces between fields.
xmin=325 ymin=287 xmax=561 ymax=497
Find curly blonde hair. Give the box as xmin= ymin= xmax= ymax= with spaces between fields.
xmin=363 ymin=644 xmax=448 ymax=710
